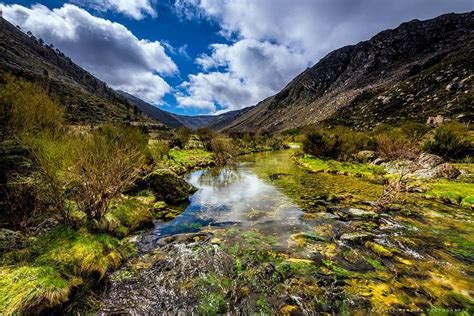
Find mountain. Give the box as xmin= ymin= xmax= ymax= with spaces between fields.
xmin=117 ymin=90 xmax=184 ymax=128
xmin=118 ymin=90 xmax=254 ymax=130
xmin=175 ymin=107 xmax=255 ymax=130
xmin=0 ymin=16 xmax=149 ymax=125
xmin=222 ymin=12 xmax=474 ymax=133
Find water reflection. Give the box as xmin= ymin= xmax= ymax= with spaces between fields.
xmin=144 ymin=163 xmax=303 ymax=247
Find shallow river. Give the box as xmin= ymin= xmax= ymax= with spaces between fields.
xmin=101 ymin=151 xmax=473 ymax=315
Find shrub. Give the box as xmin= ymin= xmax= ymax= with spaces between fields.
xmin=375 ymin=130 xmax=419 ymax=161
xmin=209 ymin=138 xmax=238 ymax=166
xmin=149 ymin=140 xmax=170 ymax=162
xmin=400 ymin=122 xmax=430 ymax=143
xmin=196 ymin=127 xmax=215 ymax=150
xmin=302 ymin=131 xmax=338 ymax=158
xmin=170 ymin=127 xmax=191 ymax=149
xmin=0 ymin=75 xmax=64 ymax=141
xmin=302 ymin=127 xmax=375 ymax=160
xmin=423 ymin=124 xmax=471 ymax=160
xmin=68 ymin=125 xmax=148 ymax=227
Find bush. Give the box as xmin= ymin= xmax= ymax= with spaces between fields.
xmin=302 ymin=131 xmax=338 ymax=158
xmin=0 ymin=75 xmax=64 ymax=141
xmin=302 ymin=127 xmax=375 ymax=160
xmin=209 ymin=138 xmax=238 ymax=166
xmin=400 ymin=122 xmax=430 ymax=143
xmin=375 ymin=129 xmax=419 ymax=160
xmin=67 ymin=125 xmax=148 ymax=227
xmin=149 ymin=140 xmax=170 ymax=162
xmin=170 ymin=127 xmax=191 ymax=149
xmin=196 ymin=127 xmax=215 ymax=150
xmin=423 ymin=124 xmax=471 ymax=160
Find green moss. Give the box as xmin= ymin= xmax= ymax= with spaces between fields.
xmin=198 ymin=292 xmax=227 ymax=314
xmin=0 ymin=225 xmax=136 ymax=314
xmin=160 ymin=148 xmax=214 ymax=174
xmin=365 ymin=258 xmax=386 ymax=271
xmin=364 ymin=241 xmax=393 ymax=257
xmin=298 ymin=155 xmax=385 ymax=179
xmin=425 ymin=179 xmax=474 ymax=207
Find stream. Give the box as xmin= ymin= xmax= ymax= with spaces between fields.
xmin=100 ymin=151 xmax=473 ymax=314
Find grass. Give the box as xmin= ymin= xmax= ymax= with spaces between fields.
xmin=0 ymin=226 xmax=133 ymax=314
xmin=298 ymin=154 xmax=386 ymax=179
xmin=425 ymin=179 xmax=474 ymax=207
xmin=0 ymin=194 xmax=155 ymax=314
xmin=160 ymin=148 xmax=214 ymax=174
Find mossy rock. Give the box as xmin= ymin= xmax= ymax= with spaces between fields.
xmin=138 ymin=169 xmax=197 ymax=204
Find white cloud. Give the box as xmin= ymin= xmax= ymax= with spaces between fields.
xmin=175 ymin=0 xmax=473 ymax=113
xmin=73 ymin=0 xmax=157 ymax=20
xmin=0 ymin=3 xmax=177 ymax=104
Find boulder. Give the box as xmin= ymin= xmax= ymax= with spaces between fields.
xmin=414 ymin=163 xmax=461 ymax=180
xmin=370 ymin=158 xmax=385 ymax=166
xmin=139 ymin=169 xmax=197 ymax=204
xmin=355 ymin=150 xmax=376 ymax=162
xmin=381 ymin=160 xmax=419 ymax=174
xmin=0 ymin=228 xmax=26 ymax=252
xmin=417 ymin=153 xmax=444 ymax=169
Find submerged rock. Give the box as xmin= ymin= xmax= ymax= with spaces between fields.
xmin=157 ymin=232 xmax=213 ymax=245
xmin=340 ymin=232 xmax=372 ymax=244
xmin=138 ymin=169 xmax=197 ymax=204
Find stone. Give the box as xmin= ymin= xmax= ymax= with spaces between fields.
xmin=370 ymin=158 xmax=385 ymax=166
xmin=138 ymin=169 xmax=197 ymax=204
xmin=414 ymin=163 xmax=460 ymax=180
xmin=340 ymin=232 xmax=372 ymax=244
xmin=355 ymin=150 xmax=376 ymax=162
xmin=417 ymin=153 xmax=444 ymax=169
xmin=0 ymin=228 xmax=26 ymax=251
xmin=382 ymin=160 xmax=419 ymax=174
xmin=280 ymin=305 xmax=298 ymax=314
xmin=445 ymin=82 xmax=464 ymax=91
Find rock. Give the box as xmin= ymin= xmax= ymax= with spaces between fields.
xmin=370 ymin=158 xmax=385 ymax=166
xmin=365 ymin=241 xmax=393 ymax=257
xmin=139 ymin=169 xmax=197 ymax=204
xmin=345 ymin=208 xmax=379 ymax=219
xmin=417 ymin=153 xmax=444 ymax=169
xmin=426 ymin=115 xmax=451 ymax=125
xmin=382 ymin=160 xmax=419 ymax=174
xmin=153 ymin=201 xmax=167 ymax=211
xmin=157 ymin=232 xmax=213 ymax=245
xmin=0 ymin=228 xmax=26 ymax=251
xmin=280 ymin=305 xmax=298 ymax=314
xmin=340 ymin=232 xmax=372 ymax=244
xmin=446 ymin=82 xmax=464 ymax=91
xmin=355 ymin=150 xmax=376 ymax=162
xmin=414 ymin=163 xmax=461 ymax=180
xmin=210 ymin=238 xmax=222 ymax=245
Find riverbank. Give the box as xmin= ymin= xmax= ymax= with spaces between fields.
xmin=99 ymin=150 xmax=474 ymax=314
xmin=0 ymin=146 xmax=217 ymax=314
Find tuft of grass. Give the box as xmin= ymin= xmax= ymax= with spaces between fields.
xmin=0 ymin=226 xmax=135 ymax=314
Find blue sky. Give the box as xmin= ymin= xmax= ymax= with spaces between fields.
xmin=1 ymin=0 xmax=472 ymax=115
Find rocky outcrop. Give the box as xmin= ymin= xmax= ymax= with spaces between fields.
xmin=0 ymin=228 xmax=26 ymax=252
xmin=221 ymin=12 xmax=473 ymax=133
xmin=381 ymin=153 xmax=460 ymax=180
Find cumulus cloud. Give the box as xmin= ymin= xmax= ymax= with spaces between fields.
xmin=0 ymin=3 xmax=176 ymax=104
xmin=175 ymin=0 xmax=473 ymax=113
xmin=73 ymin=0 xmax=157 ymax=20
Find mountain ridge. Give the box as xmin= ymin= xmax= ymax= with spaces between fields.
xmin=221 ymin=12 xmax=474 ymax=133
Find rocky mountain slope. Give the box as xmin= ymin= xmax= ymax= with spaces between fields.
xmin=222 ymin=12 xmax=473 ymax=133
xmin=0 ymin=16 xmax=149 ymax=125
